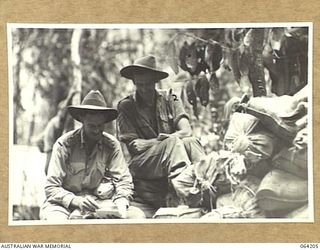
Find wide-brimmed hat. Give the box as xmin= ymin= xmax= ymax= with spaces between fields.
xmin=120 ymin=55 xmax=169 ymax=81
xmin=68 ymin=90 xmax=118 ymax=123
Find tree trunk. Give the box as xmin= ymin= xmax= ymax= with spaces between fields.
xmin=27 ymin=88 xmax=37 ymax=145
xmin=248 ymin=28 xmax=267 ymax=97
xmin=70 ymin=29 xmax=82 ymax=128
xmin=13 ymin=44 xmax=23 ymax=144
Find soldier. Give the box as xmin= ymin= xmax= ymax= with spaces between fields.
xmin=42 ymin=91 xmax=76 ymax=175
xmin=40 ymin=90 xmax=145 ymax=220
xmin=117 ymin=55 xmax=205 ymax=217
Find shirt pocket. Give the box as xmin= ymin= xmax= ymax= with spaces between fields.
xmin=64 ymin=163 xmax=86 ymax=192
xmin=87 ymin=161 xmax=107 ymax=188
xmin=159 ymin=110 xmax=169 ymax=123
xmin=67 ymin=162 xmax=86 ymax=175
xmin=96 ymin=161 xmax=107 ymax=176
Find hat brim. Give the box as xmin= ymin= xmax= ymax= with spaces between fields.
xmin=120 ymin=64 xmax=169 ymax=81
xmin=68 ymin=105 xmax=118 ymax=123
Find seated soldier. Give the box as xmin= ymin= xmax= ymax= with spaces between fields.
xmin=40 ymin=90 xmax=145 ymax=220
xmin=117 ymin=55 xmax=205 ymax=217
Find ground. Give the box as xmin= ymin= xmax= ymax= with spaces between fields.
xmin=11 ymin=145 xmax=46 ymax=220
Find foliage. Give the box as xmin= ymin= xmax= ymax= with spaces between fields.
xmin=11 ymin=26 xmax=309 ymax=220
xmin=12 ymin=28 xmax=73 ymax=144
xmin=13 ymin=26 xmax=308 ymax=149
xmin=12 ymin=28 xmax=262 ymax=153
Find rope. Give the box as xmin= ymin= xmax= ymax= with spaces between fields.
xmin=191 ymin=151 xmax=258 ymax=211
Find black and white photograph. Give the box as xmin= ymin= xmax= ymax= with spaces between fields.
xmin=8 ymin=23 xmax=313 ymax=225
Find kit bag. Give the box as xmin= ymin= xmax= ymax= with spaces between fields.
xmin=171 ymin=152 xmax=231 ymax=209
xmin=224 ymin=112 xmax=277 ymax=163
xmin=285 ymin=204 xmax=309 ymax=219
xmin=238 ymin=95 xmax=306 ymax=143
xmin=272 ymin=146 xmax=307 ymax=179
xmin=256 ymin=169 xmax=308 ymax=212
xmin=216 ymin=175 xmax=265 ymax=218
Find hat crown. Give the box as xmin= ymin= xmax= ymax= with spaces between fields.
xmin=68 ymin=90 xmax=118 ymax=123
xmin=81 ymin=90 xmax=107 ymax=107
xmin=134 ymin=55 xmax=157 ymax=69
xmin=120 ymin=55 xmax=169 ymax=80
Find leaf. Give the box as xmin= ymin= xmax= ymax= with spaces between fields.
xmin=239 ymin=50 xmax=250 ymax=76
xmin=179 ymin=42 xmax=205 ymax=76
xmin=209 ymin=72 xmax=220 ymax=93
xmin=239 ymin=43 xmax=245 ymax=55
xmin=230 ymin=49 xmax=241 ymax=83
xmin=185 ymin=43 xmax=199 ymax=74
xmin=196 ymin=45 xmax=209 ymax=75
xmin=192 ymin=100 xmax=199 ymax=119
xmin=243 ymin=29 xmax=254 ymax=47
xmin=186 ymin=79 xmax=197 ymax=105
xmin=195 ymin=74 xmax=210 ymax=106
xmin=233 ymin=28 xmax=246 ymax=43
xmin=185 ymin=79 xmax=199 ymax=118
xmin=269 ymin=28 xmax=285 ymax=51
xmin=167 ymin=41 xmax=179 ymax=74
xmin=179 ymin=41 xmax=190 ymax=72
xmin=195 ymin=76 xmax=201 ymax=97
xmin=205 ymin=40 xmax=223 ymax=73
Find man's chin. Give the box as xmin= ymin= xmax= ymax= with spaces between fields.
xmin=88 ymin=135 xmax=102 ymax=142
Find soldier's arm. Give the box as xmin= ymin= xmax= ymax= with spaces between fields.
xmin=45 ymin=141 xmax=76 ymax=209
xmin=158 ymin=91 xmax=192 ymax=139
xmin=117 ymin=99 xmax=159 ymax=155
xmin=171 ymin=117 xmax=192 ymax=138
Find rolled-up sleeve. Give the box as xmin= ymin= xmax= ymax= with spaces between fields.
xmin=171 ymin=94 xmax=190 ymax=129
xmin=117 ymin=100 xmax=139 ymax=144
xmin=107 ymin=141 xmax=133 ymax=201
xmin=45 ymin=141 xmax=76 ymax=209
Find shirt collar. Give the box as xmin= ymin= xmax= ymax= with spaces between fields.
xmin=80 ymin=127 xmax=103 ymax=150
xmin=134 ymin=89 xmax=163 ymax=106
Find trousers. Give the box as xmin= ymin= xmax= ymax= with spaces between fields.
xmin=129 ymin=136 xmax=205 ymax=210
xmin=129 ymin=137 xmax=205 ymax=179
xmin=40 ymin=201 xmax=146 ymax=220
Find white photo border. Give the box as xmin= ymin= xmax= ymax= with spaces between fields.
xmin=7 ymin=22 xmax=314 ymax=226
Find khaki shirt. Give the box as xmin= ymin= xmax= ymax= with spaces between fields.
xmin=43 ymin=116 xmax=63 ymax=153
xmin=45 ymin=128 xmax=133 ymax=209
xmin=117 ymin=89 xmax=189 ymax=145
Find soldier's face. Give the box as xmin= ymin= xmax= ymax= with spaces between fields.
xmin=133 ymin=72 xmax=156 ymax=96
xmin=81 ymin=113 xmax=106 ymax=142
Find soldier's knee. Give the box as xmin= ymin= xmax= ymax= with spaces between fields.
xmin=127 ymin=206 xmax=147 ymax=219
xmin=40 ymin=204 xmax=70 ymax=220
xmin=163 ymin=136 xmax=180 ymax=143
xmin=160 ymin=136 xmax=182 ymax=148
xmin=182 ymin=136 xmax=201 ymax=146
xmin=160 ymin=136 xmax=198 ymax=155
xmin=40 ymin=211 xmax=69 ymax=220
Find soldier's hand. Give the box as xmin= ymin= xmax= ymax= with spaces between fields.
xmin=71 ymin=196 xmax=100 ymax=212
xmin=114 ymin=197 xmax=129 ymax=219
xmin=157 ymin=133 xmax=172 ymax=141
xmin=129 ymin=139 xmax=157 ymax=154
